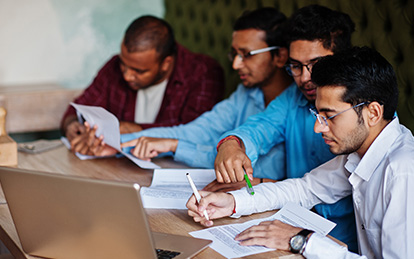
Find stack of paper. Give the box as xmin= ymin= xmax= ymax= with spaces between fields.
xmin=140 ymin=168 xmax=216 ymax=209
xmin=190 ymin=202 xmax=336 ymax=258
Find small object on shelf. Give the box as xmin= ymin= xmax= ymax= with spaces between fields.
xmin=18 ymin=139 xmax=63 ymax=154
xmin=0 ymin=107 xmax=17 ymax=166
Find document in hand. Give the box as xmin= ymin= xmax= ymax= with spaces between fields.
xmin=70 ymin=103 xmax=160 ymax=169
xmin=189 ymin=202 xmax=336 ymax=258
xmin=140 ymin=169 xmax=216 ymax=209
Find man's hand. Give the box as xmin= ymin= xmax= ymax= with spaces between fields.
xmin=235 ymin=220 xmax=302 ymax=250
xmin=119 ymin=121 xmax=143 ymax=134
xmin=121 ymin=137 xmax=178 ymax=161
xmin=203 ymin=178 xmax=261 ymax=192
xmin=88 ymin=135 xmax=118 ymax=157
xmin=214 ymin=137 xmax=253 ymax=183
xmin=186 ymin=191 xmax=235 ymax=227
xmin=70 ymin=122 xmax=117 ymax=156
xmin=70 ymin=122 xmax=97 ymax=155
xmin=65 ymin=120 xmax=86 ymax=141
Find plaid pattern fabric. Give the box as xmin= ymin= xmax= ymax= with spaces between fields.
xmin=61 ymin=44 xmax=224 ymax=130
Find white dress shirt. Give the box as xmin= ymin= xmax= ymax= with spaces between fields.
xmin=230 ymin=118 xmax=414 ymax=258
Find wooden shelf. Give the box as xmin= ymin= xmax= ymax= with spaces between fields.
xmin=0 ymin=83 xmax=82 ymax=133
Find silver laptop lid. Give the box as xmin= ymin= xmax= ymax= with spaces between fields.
xmin=0 ymin=166 xmax=158 ymax=259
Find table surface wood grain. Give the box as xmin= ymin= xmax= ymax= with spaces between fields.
xmin=0 ymin=141 xmax=305 ymax=258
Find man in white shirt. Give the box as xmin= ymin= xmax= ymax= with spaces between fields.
xmin=187 ymin=46 xmax=414 ymax=258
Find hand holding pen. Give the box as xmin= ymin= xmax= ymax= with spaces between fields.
xmin=186 ymin=173 xmax=210 ymax=220
xmin=186 ymin=184 xmax=237 ymax=227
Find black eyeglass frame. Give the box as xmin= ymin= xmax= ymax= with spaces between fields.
xmin=285 ymin=57 xmax=323 ymax=77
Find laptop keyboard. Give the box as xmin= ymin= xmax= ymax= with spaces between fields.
xmin=156 ymin=248 xmax=181 ymax=259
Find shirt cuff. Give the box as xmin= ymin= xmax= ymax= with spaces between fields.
xmin=228 ymin=188 xmax=256 ymax=218
xmin=303 ymin=232 xmax=351 ymax=258
xmin=220 ymin=132 xmax=259 ymax=165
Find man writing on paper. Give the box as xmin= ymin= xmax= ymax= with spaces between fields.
xmin=85 ymin=8 xmax=293 ymax=184
xmin=187 ymin=46 xmax=414 ymax=258
xmin=213 ymin=5 xmax=357 ymax=251
xmin=61 ymin=15 xmax=224 ymax=155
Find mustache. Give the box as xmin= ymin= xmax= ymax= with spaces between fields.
xmin=322 ymin=134 xmax=335 ymax=142
xmin=299 ymin=81 xmax=316 ymax=89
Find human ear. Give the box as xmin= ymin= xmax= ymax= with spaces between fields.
xmin=160 ymin=56 xmax=173 ymax=72
xmin=366 ymin=102 xmax=383 ymax=126
xmin=273 ymin=47 xmax=289 ymax=68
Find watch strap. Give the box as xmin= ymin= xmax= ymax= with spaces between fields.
xmin=299 ymin=229 xmax=314 ymax=254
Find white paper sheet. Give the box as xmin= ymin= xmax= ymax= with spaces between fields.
xmin=189 ymin=202 xmax=337 ymax=259
xmin=140 ymin=169 xmax=216 ymax=209
xmin=68 ymin=103 xmax=160 ymax=169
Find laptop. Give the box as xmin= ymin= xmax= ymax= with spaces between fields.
xmin=0 ymin=166 xmax=212 ymax=259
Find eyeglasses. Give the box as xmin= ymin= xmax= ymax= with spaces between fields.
xmin=228 ymin=46 xmax=279 ymax=62
xmin=285 ymin=57 xmax=322 ymax=76
xmin=309 ymin=102 xmax=367 ymax=128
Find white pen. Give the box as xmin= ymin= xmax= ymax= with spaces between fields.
xmin=186 ymin=173 xmax=210 ymax=221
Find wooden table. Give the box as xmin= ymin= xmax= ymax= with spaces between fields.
xmin=0 ymin=141 xmax=300 ymax=258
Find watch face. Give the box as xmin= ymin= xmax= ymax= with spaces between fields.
xmin=290 ymin=235 xmax=305 ymax=252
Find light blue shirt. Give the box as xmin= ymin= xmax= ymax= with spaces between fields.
xmin=222 ymin=84 xmax=357 ymax=252
xmin=121 ymin=83 xmax=291 ymax=180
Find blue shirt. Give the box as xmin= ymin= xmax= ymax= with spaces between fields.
xmin=121 ymin=83 xmax=290 ymax=179
xmin=222 ymin=84 xmax=357 ymax=252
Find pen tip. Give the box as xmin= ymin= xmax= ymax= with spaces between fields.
xmin=186 ymin=173 xmax=189 ymax=175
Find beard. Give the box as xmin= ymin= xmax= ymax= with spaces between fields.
xmin=329 ymin=122 xmax=368 ymax=155
xmin=298 ymin=80 xmax=317 ymax=102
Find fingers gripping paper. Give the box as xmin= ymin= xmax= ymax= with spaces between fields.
xmin=70 ymin=103 xmax=160 ymax=169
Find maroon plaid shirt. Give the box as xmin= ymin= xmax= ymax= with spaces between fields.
xmin=61 ymin=44 xmax=224 ymax=130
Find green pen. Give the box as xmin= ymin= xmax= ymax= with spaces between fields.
xmin=243 ymin=169 xmax=255 ymax=195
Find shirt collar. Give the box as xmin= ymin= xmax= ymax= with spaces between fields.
xmin=248 ymin=86 xmax=265 ymax=109
xmin=346 ymin=117 xmax=401 ymax=182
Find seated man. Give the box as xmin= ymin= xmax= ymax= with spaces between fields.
xmin=61 ymin=15 xmax=224 ymax=155
xmin=90 ymin=7 xmax=293 ymax=187
xmin=213 ymin=5 xmax=357 ymax=251
xmin=187 ymin=46 xmax=414 ymax=258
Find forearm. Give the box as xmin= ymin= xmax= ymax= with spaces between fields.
xmin=229 ymin=179 xmax=317 ymax=217
xmin=220 ymin=123 xmax=283 ymax=167
xmin=229 ymin=157 xmax=353 ymax=217
xmin=60 ymin=107 xmax=77 ymax=133
xmin=219 ymin=93 xmax=289 ymax=164
xmin=61 ymin=115 xmax=79 ymax=138
xmin=119 ymin=121 xmax=143 ymax=134
xmin=174 ymin=140 xmax=216 ymax=168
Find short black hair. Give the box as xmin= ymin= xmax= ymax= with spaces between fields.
xmin=284 ymin=4 xmax=355 ymax=53
xmin=233 ymin=7 xmax=287 ymax=54
xmin=123 ymin=15 xmax=176 ymax=61
xmin=312 ymin=46 xmax=398 ymax=121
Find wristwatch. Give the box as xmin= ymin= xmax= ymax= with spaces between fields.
xmin=289 ymin=229 xmax=314 ymax=254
